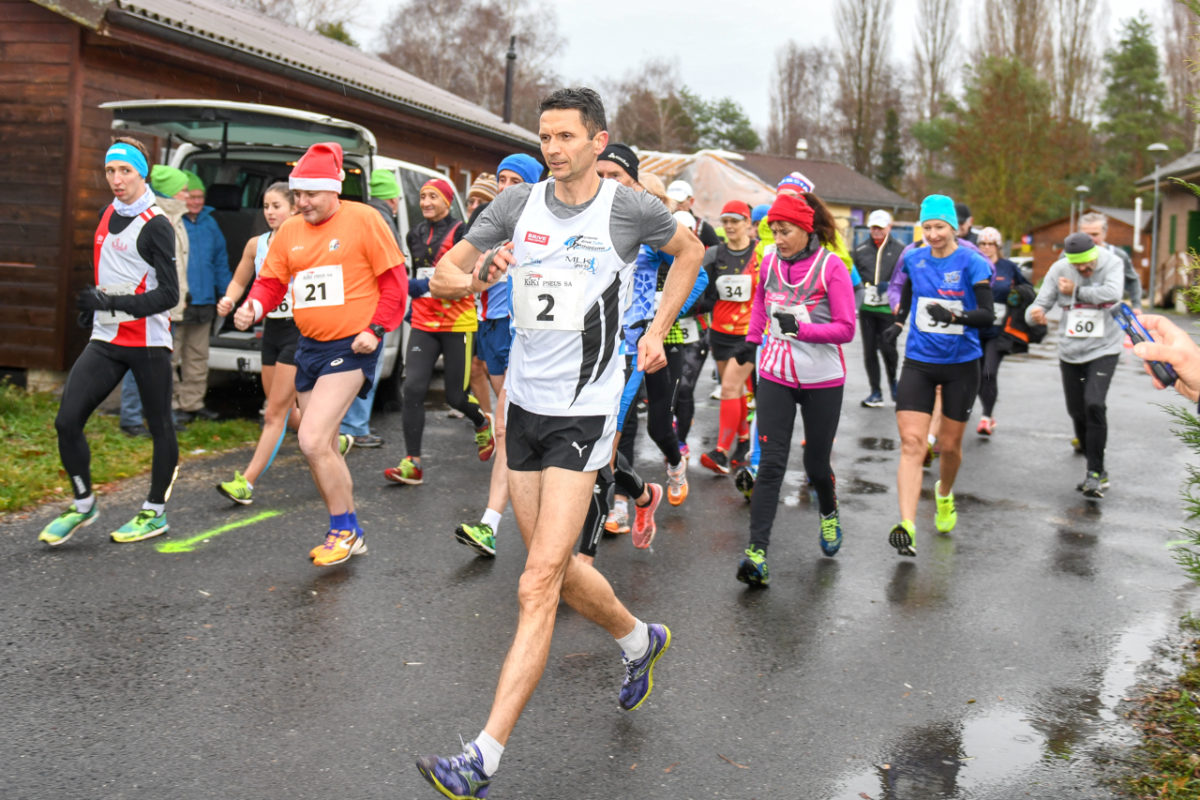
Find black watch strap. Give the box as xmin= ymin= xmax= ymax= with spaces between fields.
xmin=368 ymin=323 xmax=385 ymax=340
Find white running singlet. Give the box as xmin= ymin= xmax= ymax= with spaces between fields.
xmin=91 ymin=205 xmax=173 ymax=348
xmin=508 ymin=180 xmax=633 ymax=416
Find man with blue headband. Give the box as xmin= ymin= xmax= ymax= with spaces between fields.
xmin=39 ymin=138 xmax=181 ymax=547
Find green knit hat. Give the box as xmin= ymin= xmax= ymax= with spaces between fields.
xmin=182 ymin=169 xmax=205 ymax=192
xmin=149 ymin=165 xmax=188 ymax=198
xmin=370 ymin=169 xmax=401 ymax=200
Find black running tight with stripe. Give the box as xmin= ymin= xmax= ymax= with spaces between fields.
xmin=748 ymin=380 xmax=843 ymax=553
xmin=619 ymin=353 xmax=682 ymax=469
xmin=578 ymin=451 xmax=647 ymax=558
xmin=402 ymin=328 xmax=485 ymax=457
xmin=55 ymin=341 xmax=178 ymax=504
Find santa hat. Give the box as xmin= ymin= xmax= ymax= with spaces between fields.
xmin=290 ymin=142 xmax=345 ymax=192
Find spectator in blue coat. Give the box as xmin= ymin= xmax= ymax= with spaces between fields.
xmin=174 ymin=170 xmax=231 ymax=423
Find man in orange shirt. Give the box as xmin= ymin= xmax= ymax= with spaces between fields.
xmin=234 ymin=142 xmax=407 ymax=566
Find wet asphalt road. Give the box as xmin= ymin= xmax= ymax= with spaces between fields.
xmin=3 ymin=322 xmax=1198 ymax=800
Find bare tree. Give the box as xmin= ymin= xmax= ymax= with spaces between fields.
xmin=766 ymin=41 xmax=836 ymax=158
xmin=377 ymin=0 xmax=564 ymax=131
xmin=1164 ymin=0 xmax=1200 ymax=147
xmin=604 ymin=59 xmax=697 ymax=151
xmin=1051 ymin=0 xmax=1100 ymax=120
xmin=230 ymin=0 xmax=362 ymax=32
xmin=976 ymin=0 xmax=1053 ymax=79
xmin=835 ymin=0 xmax=894 ymax=173
xmin=913 ymin=0 xmax=957 ymax=121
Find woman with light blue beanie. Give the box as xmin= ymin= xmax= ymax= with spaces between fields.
xmin=881 ymin=194 xmax=996 ymax=558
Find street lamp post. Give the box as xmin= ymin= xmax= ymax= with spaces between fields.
xmin=1148 ymin=143 xmax=1168 ymax=308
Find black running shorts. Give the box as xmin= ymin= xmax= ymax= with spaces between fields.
xmin=894 ymin=358 xmax=980 ymax=422
xmin=506 ymin=402 xmax=615 ymax=473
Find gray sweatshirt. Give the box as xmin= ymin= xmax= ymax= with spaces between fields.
xmin=1025 ymin=247 xmax=1124 ymax=364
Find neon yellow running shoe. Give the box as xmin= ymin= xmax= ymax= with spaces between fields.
xmin=39 ymin=504 xmax=99 ymax=546
xmin=934 ymin=480 xmax=957 ymax=533
xmin=889 ymin=519 xmax=916 ymax=557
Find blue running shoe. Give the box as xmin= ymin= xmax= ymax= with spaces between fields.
xmin=819 ymin=510 xmax=843 ymax=556
xmin=416 ymin=743 xmax=490 ymax=799
xmin=618 ymin=623 xmax=671 ymax=711
xmin=736 ymin=546 xmax=769 ymax=587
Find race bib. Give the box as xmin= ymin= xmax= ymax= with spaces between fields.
xmin=96 ymin=282 xmax=137 ymax=325
xmin=715 ymin=274 xmax=752 ymax=302
xmin=768 ymin=302 xmax=811 ymax=339
xmin=293 ymin=265 xmax=345 ymax=309
xmin=862 ymin=284 xmax=885 ymax=307
xmin=1064 ymin=307 xmax=1104 ymax=338
xmin=915 ymin=296 xmax=963 ymax=336
xmin=416 ymin=266 xmax=435 ymax=281
xmin=676 ymin=317 xmax=701 ymax=343
xmin=992 ymin=302 xmax=1007 ymax=324
xmin=511 ymin=267 xmax=585 ymax=331
xmin=266 ymin=282 xmax=295 ymax=319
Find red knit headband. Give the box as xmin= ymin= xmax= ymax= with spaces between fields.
xmin=422 ymin=178 xmax=455 ymax=207
xmin=767 ymin=193 xmax=814 ymax=233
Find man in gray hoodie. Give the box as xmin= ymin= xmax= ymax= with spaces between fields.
xmin=1027 ymin=232 xmax=1125 ymax=497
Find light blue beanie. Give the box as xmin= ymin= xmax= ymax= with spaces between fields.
xmin=497 ymin=154 xmax=543 ymax=185
xmin=919 ymin=194 xmax=958 ymax=229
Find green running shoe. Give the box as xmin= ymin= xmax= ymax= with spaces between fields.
xmin=819 ymin=509 xmax=843 ymax=556
xmin=736 ymin=546 xmax=769 ymax=587
xmin=338 ymin=434 xmax=354 ymax=456
xmin=111 ymin=509 xmax=169 ymax=543
xmin=455 ymin=521 xmax=496 ymax=557
xmin=38 ymin=504 xmax=99 ymax=546
xmin=934 ymin=480 xmax=957 ymax=533
xmin=217 ymin=471 xmax=253 ymax=505
xmin=889 ymin=519 xmax=916 ymax=557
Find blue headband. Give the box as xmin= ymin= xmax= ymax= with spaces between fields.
xmin=497 ymin=153 xmax=542 ymax=185
xmin=105 ymin=144 xmax=149 ymax=178
xmin=919 ymin=194 xmax=958 ymax=230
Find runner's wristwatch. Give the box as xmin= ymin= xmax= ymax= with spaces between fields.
xmin=368 ymin=323 xmax=385 ymax=340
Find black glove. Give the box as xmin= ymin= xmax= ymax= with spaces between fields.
xmin=772 ymin=309 xmax=799 ymax=337
xmin=733 ymin=339 xmax=758 ymax=365
xmin=76 ymin=287 xmax=114 ymax=313
xmin=880 ymin=322 xmax=903 ymax=347
xmin=926 ymin=303 xmax=958 ymax=325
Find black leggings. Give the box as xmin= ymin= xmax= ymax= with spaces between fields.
xmin=1059 ymin=354 xmax=1118 ymax=474
xmin=403 ymin=328 xmax=485 ymax=457
xmin=619 ymin=350 xmax=682 ymax=469
xmin=860 ymin=309 xmax=899 ymax=394
xmin=55 ymin=341 xmax=178 ymax=504
xmin=670 ymin=338 xmax=707 ymax=445
xmin=749 ymin=379 xmax=843 ymax=553
xmin=578 ymin=451 xmax=647 ymax=558
xmin=978 ymin=336 xmax=1005 ymax=416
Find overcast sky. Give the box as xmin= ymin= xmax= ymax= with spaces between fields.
xmin=355 ymin=0 xmax=1167 ymax=136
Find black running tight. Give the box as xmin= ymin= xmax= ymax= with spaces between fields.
xmin=978 ymin=335 xmax=1006 ymax=416
xmin=578 ymin=451 xmax=647 ymax=558
xmin=403 ymin=328 xmax=485 ymax=457
xmin=748 ymin=380 xmax=843 ymax=553
xmin=619 ymin=351 xmax=682 ymax=468
xmin=55 ymin=341 xmax=178 ymax=504
xmin=1059 ymin=354 xmax=1118 ymax=475
xmin=670 ymin=339 xmax=707 ymax=445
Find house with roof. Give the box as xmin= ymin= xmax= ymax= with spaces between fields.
xmin=1135 ymin=150 xmax=1200 ymax=307
xmin=633 ymin=149 xmax=915 ymax=234
xmin=1025 ymin=205 xmax=1151 ymax=285
xmin=0 ymin=0 xmax=538 ymax=374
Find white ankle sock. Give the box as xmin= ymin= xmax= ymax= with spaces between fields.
xmin=616 ymin=619 xmax=649 ymax=661
xmin=474 ymin=730 xmax=504 ymax=776
xmin=74 ymin=495 xmax=95 ymax=513
xmin=481 ymin=507 xmax=502 ymax=532
xmin=142 ymin=502 xmax=165 ymax=514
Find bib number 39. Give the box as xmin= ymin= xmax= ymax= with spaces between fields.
xmin=294 ymin=265 xmax=345 ymax=310
xmin=915 ymin=297 xmax=964 ymax=335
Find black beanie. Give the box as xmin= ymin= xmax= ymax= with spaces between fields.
xmin=598 ymin=143 xmax=639 ymax=182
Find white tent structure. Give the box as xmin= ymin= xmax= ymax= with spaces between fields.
xmin=635 ymin=149 xmax=777 ymax=223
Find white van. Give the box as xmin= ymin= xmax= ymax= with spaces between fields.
xmin=102 ymin=99 xmax=466 ymax=404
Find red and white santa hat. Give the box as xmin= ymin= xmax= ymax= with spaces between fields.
xmin=290 ymin=142 xmax=345 ymax=192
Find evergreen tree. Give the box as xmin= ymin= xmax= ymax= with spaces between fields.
xmin=875 ymin=107 xmax=904 ymax=190
xmin=1096 ymin=13 xmax=1178 ymax=205
xmin=680 ymin=90 xmax=762 ymax=152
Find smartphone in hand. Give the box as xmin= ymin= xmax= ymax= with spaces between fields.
xmin=1111 ymin=303 xmax=1178 ymax=387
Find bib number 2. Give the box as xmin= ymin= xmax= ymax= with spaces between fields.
xmin=512 ymin=268 xmax=584 ymax=331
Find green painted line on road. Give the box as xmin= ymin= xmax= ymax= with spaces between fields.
xmin=1165 ymin=539 xmax=1194 ymax=549
xmin=156 ymin=510 xmax=283 ymax=554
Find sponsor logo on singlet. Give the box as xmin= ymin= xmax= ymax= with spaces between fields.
xmin=564 ymin=234 xmax=609 ymax=252
xmin=524 ymin=231 xmax=549 ymax=245
xmin=328 ymin=239 xmax=340 ymax=251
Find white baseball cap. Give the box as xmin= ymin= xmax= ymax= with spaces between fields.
xmin=867 ymin=209 xmax=893 ymax=228
xmin=672 ymin=210 xmax=696 ymax=229
xmin=667 ymin=180 xmax=693 ymax=203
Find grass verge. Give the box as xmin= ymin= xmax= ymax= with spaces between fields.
xmin=0 ymin=381 xmax=260 ymax=513
xmin=1123 ymin=614 xmax=1200 ymax=798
